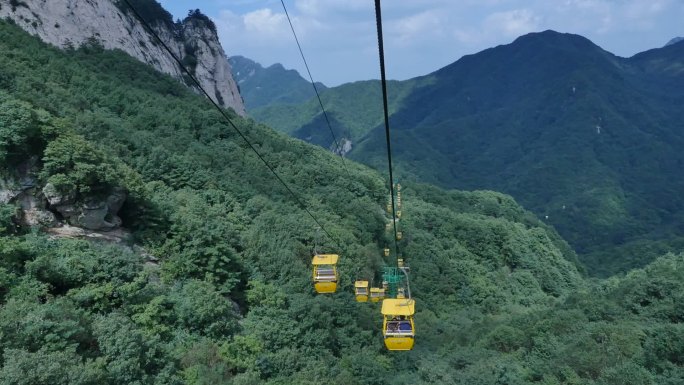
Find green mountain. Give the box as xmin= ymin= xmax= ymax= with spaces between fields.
xmin=666 ymin=37 xmax=684 ymax=46
xmin=229 ymin=55 xmax=327 ymax=110
xmin=252 ymin=77 xmax=432 ymax=152
xmin=246 ymin=31 xmax=684 ymax=277
xmin=2 ymin=19 xmax=684 ymax=384
xmin=0 ymin=19 xmax=571 ymax=383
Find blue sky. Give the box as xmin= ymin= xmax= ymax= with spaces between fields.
xmin=159 ymin=0 xmax=683 ymax=86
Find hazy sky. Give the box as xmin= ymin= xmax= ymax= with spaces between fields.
xmin=158 ymin=0 xmax=683 ymax=86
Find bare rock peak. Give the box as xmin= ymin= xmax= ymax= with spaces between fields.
xmin=0 ymin=0 xmax=245 ymax=115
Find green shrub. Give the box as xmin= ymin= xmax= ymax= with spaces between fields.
xmin=40 ymin=134 xmax=121 ymax=195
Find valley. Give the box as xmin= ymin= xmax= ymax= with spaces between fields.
xmin=245 ymin=31 xmax=684 ymax=277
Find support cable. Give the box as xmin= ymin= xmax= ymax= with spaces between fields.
xmin=374 ymin=0 xmax=401 ymax=259
xmin=280 ymin=0 xmax=353 ymax=179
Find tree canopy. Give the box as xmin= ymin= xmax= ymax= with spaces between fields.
xmin=0 ymin=20 xmax=682 ymax=384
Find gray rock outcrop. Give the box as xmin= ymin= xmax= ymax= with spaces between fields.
xmin=43 ymin=184 xmax=127 ymax=231
xmin=1 ymin=173 xmax=131 ymax=238
xmin=1 ymin=159 xmax=57 ymax=227
xmin=0 ymin=0 xmax=245 ymax=115
xmin=18 ymin=190 xmax=58 ymax=227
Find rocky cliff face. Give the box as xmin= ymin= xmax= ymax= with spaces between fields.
xmin=0 ymin=157 xmax=127 ymax=230
xmin=0 ymin=0 xmax=245 ymax=115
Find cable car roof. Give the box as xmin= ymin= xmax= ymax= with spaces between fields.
xmin=381 ymin=298 xmax=415 ymax=316
xmin=312 ymin=254 xmax=339 ymax=265
xmin=355 ymin=280 xmax=369 ymax=287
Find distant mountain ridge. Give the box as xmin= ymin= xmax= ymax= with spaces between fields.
xmin=229 ymin=55 xmax=326 ymax=110
xmin=241 ymin=30 xmax=684 ymax=276
xmin=666 ymin=36 xmax=683 ymax=46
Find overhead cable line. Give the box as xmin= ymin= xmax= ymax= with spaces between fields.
xmin=279 ymin=0 xmax=353 ymax=180
xmin=374 ymin=0 xmax=401 ymax=259
xmin=122 ymin=0 xmax=341 ymax=248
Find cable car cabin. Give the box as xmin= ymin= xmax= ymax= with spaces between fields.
xmin=370 ymin=287 xmax=385 ymax=302
xmin=384 ymin=248 xmax=390 ymax=257
xmin=354 ymin=280 xmax=369 ymax=302
xmin=312 ymin=254 xmax=339 ymax=294
xmin=381 ymin=298 xmax=416 ymax=351
xmin=386 ymin=204 xmax=392 ymax=213
xmin=396 ymin=231 xmax=403 ymax=240
xmin=396 ymin=210 xmax=401 ymax=218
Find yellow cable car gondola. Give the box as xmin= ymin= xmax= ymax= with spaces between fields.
xmin=354 ymin=280 xmax=369 ymax=302
xmin=384 ymin=248 xmax=390 ymax=257
xmin=381 ymin=298 xmax=415 ymax=351
xmin=397 ymin=231 xmax=402 ymax=240
xmin=396 ymin=210 xmax=401 ymax=218
xmin=312 ymin=254 xmax=339 ymax=294
xmin=370 ymin=287 xmax=385 ymax=302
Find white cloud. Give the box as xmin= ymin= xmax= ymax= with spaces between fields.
xmin=555 ymin=0 xmax=613 ymax=33
xmin=205 ymin=0 xmax=683 ymax=85
xmin=485 ymin=9 xmax=541 ymax=37
xmin=451 ymin=29 xmax=481 ymax=45
xmin=294 ymin=0 xmax=369 ymax=16
xmin=242 ymin=8 xmax=288 ymax=36
xmin=624 ymin=0 xmax=672 ymax=18
xmin=390 ymin=10 xmax=445 ymax=46
xmin=620 ymin=0 xmax=673 ymax=30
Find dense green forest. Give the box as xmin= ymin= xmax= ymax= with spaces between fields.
xmin=246 ymin=32 xmax=684 ymax=277
xmin=1 ymin=19 xmax=684 ymax=384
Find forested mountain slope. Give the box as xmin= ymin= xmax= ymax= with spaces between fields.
xmin=1 ymin=0 xmax=245 ymax=114
xmin=1 ymin=20 xmax=683 ymax=384
xmin=245 ymin=32 xmax=684 ymax=277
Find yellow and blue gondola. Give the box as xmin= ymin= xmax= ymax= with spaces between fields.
xmin=381 ymin=298 xmax=416 ymax=351
xmin=354 ymin=280 xmax=369 ymax=302
xmin=312 ymin=254 xmax=339 ymax=294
